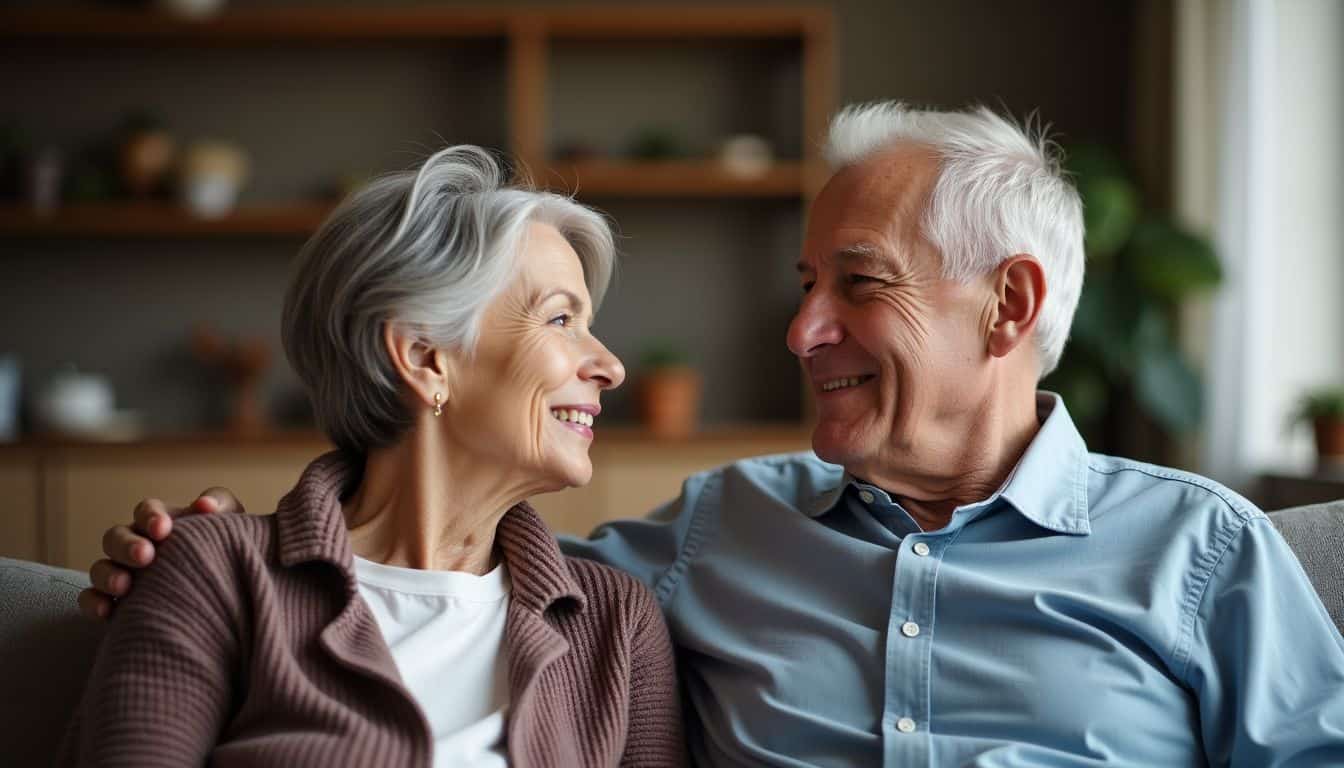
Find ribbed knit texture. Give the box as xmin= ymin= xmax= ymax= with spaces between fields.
xmin=58 ymin=451 xmax=684 ymax=767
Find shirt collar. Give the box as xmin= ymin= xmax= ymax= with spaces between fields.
xmin=804 ymin=392 xmax=1091 ymax=536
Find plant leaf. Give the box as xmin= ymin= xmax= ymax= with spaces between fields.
xmin=1080 ymin=176 xmax=1139 ymax=260
xmin=1134 ymin=342 xmax=1203 ymax=433
xmin=1127 ymin=218 xmax=1222 ymax=301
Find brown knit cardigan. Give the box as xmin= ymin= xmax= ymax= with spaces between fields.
xmin=60 ymin=452 xmax=685 ymax=767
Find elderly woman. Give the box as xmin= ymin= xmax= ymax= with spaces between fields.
xmin=59 ymin=146 xmax=683 ymax=767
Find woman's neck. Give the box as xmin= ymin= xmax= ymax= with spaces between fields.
xmin=341 ymin=426 xmax=534 ymax=575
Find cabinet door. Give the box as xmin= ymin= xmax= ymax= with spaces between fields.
xmin=45 ymin=445 xmax=324 ymax=570
xmin=0 ymin=454 xmax=41 ymax=562
xmin=535 ymin=437 xmax=811 ymax=538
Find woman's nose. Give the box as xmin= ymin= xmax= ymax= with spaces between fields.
xmin=582 ymin=337 xmax=626 ymax=390
xmin=786 ymin=290 xmax=845 ymax=358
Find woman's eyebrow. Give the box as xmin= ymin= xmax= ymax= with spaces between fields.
xmin=533 ymin=288 xmax=587 ymax=315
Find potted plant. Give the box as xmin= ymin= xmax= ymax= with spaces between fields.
xmin=636 ymin=341 xmax=702 ymax=439
xmin=1294 ymin=387 xmax=1344 ymax=466
xmin=1043 ymin=145 xmax=1223 ymax=461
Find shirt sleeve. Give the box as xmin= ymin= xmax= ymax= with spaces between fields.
xmin=58 ymin=524 xmax=241 ymax=767
xmin=558 ymin=470 xmax=716 ymax=606
xmin=1181 ymin=515 xmax=1344 ymax=766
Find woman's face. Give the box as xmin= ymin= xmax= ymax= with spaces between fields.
xmin=442 ymin=222 xmax=624 ymax=491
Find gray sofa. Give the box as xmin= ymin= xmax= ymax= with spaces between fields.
xmin=3 ymin=502 xmax=1342 ymax=764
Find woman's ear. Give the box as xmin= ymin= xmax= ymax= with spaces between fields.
xmin=986 ymin=255 xmax=1047 ymax=360
xmin=382 ymin=322 xmax=455 ymax=412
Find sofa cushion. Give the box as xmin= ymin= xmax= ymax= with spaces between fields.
xmin=1269 ymin=501 xmax=1344 ymax=636
xmin=0 ymin=557 xmax=104 ymax=764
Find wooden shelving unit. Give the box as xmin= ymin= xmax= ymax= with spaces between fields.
xmin=0 ymin=203 xmax=332 ymax=238
xmin=2 ymin=4 xmax=831 ymax=432
xmin=0 ymin=6 xmax=834 ymax=238
xmin=542 ymin=160 xmax=807 ymax=198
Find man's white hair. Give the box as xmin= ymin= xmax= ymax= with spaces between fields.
xmin=824 ymin=102 xmax=1084 ymax=377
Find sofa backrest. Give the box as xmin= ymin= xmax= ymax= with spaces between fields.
xmin=0 ymin=558 xmax=104 ymax=765
xmin=2 ymin=500 xmax=1342 ymax=762
xmin=1268 ymin=501 xmax=1344 ymax=636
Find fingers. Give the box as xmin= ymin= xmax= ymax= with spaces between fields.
xmin=132 ymin=498 xmax=179 ymax=540
xmin=194 ymin=487 xmax=245 ymax=516
xmin=78 ymin=587 xmax=113 ymax=621
xmin=89 ymin=558 xmax=131 ymax=597
xmin=102 ymin=524 xmax=155 ymax=568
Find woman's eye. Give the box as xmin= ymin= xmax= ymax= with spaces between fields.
xmin=548 ymin=314 xmax=572 ymax=327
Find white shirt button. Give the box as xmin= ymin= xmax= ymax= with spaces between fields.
xmin=859 ymin=490 xmax=875 ymax=504
xmin=901 ymin=621 xmax=920 ymax=638
xmin=897 ymin=717 xmax=917 ymax=733
xmin=912 ymin=542 xmax=931 ymax=556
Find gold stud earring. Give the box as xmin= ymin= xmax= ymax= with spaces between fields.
xmin=433 ymin=392 xmax=444 ymax=417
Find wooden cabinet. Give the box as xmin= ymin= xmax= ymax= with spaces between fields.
xmin=0 ymin=454 xmax=41 ymax=562
xmin=0 ymin=428 xmax=810 ymax=570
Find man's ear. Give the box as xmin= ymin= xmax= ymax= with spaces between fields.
xmin=382 ymin=322 xmax=455 ymax=411
xmin=987 ymin=255 xmax=1047 ymax=360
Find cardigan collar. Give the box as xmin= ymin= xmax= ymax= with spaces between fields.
xmin=274 ymin=450 xmax=587 ymax=615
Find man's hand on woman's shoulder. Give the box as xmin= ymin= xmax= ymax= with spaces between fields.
xmin=78 ymin=487 xmax=246 ymax=621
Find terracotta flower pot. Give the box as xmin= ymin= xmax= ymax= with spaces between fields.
xmin=1313 ymin=417 xmax=1344 ymax=465
xmin=638 ymin=367 xmax=702 ymax=439
xmin=120 ymin=130 xmax=176 ymax=198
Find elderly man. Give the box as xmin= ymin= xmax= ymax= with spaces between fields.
xmin=83 ymin=103 xmax=1344 ymax=766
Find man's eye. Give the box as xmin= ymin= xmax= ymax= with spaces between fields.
xmin=548 ymin=314 xmax=572 ymax=327
xmin=801 ymin=281 xmax=815 ymax=294
xmin=847 ymin=274 xmax=879 ymax=285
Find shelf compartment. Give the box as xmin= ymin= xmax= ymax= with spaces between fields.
xmin=542 ymin=160 xmax=806 ymax=198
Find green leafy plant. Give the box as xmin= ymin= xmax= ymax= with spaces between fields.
xmin=1293 ymin=387 xmax=1344 ymax=424
xmin=1043 ymin=145 xmax=1222 ymax=452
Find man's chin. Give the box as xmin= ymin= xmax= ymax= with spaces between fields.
xmin=810 ymin=423 xmax=865 ymax=467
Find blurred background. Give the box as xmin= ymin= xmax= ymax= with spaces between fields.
xmin=0 ymin=0 xmax=1340 ymax=569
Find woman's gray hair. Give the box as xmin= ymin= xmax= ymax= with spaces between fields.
xmin=824 ymin=102 xmax=1085 ymax=377
xmin=282 ymin=145 xmax=615 ymax=455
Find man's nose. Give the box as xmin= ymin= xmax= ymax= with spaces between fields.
xmin=787 ymin=291 xmax=845 ymax=358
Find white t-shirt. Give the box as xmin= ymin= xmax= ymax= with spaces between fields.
xmin=354 ymin=555 xmax=511 ymax=768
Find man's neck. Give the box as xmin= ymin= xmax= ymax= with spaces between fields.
xmin=856 ymin=387 xmax=1042 ymax=532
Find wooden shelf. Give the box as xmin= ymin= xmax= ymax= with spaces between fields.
xmin=0 ymin=7 xmax=509 ymax=43
xmin=0 ymin=7 xmax=825 ymax=43
xmin=0 ymin=203 xmax=332 ymax=238
xmin=0 ymin=423 xmax=809 ymax=455
xmin=542 ymin=160 xmax=808 ymax=198
xmin=0 ymin=160 xmax=813 ymax=237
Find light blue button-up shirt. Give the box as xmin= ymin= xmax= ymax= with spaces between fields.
xmin=561 ymin=393 xmax=1344 ymax=766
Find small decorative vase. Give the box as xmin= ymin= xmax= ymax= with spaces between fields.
xmin=179 ymin=141 xmax=249 ymax=218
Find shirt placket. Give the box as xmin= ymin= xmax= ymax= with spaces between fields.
xmin=878 ymin=517 xmax=941 ymax=766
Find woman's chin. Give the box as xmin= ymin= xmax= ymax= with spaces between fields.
xmin=540 ymin=458 xmax=593 ymax=492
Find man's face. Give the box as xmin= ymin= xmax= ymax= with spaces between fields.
xmin=788 ymin=144 xmax=997 ymax=478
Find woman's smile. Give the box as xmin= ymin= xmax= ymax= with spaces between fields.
xmin=550 ymin=403 xmax=600 ymax=439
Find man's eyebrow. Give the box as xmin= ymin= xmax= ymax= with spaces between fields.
xmin=795 ymin=244 xmax=887 ymax=274
xmin=837 ymin=244 xmax=887 ymax=269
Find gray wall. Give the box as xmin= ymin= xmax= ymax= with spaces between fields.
xmin=0 ymin=0 xmax=1137 ymax=432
